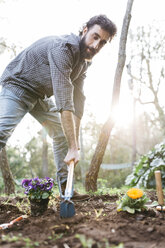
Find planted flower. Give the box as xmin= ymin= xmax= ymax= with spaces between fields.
xmin=22 ymin=177 xmax=54 ymax=216
xmin=22 ymin=177 xmax=54 ymax=200
xmin=117 ymin=188 xmax=149 ymax=214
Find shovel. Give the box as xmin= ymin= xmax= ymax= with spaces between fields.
xmin=60 ymin=160 xmax=75 ymax=218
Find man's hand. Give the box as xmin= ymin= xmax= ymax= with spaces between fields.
xmin=64 ymin=148 xmax=79 ymax=165
xmin=61 ymin=111 xmax=79 ymax=165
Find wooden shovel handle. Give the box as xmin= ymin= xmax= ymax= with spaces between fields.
xmin=65 ymin=161 xmax=74 ymax=196
xmin=155 ymin=170 xmax=164 ymax=206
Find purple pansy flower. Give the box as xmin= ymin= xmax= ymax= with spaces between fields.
xmin=22 ymin=179 xmax=32 ymax=188
xmin=22 ymin=177 xmax=54 ymax=199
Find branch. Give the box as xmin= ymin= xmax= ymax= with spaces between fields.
xmin=0 ymin=41 xmax=18 ymax=56
xmin=156 ymin=67 xmax=164 ymax=93
xmin=135 ymin=98 xmax=154 ymax=105
xmin=126 ymin=64 xmax=147 ymax=85
xmin=145 ymin=59 xmax=155 ymax=93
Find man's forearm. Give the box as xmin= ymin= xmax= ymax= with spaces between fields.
xmin=74 ymin=115 xmax=81 ymax=149
xmin=61 ymin=111 xmax=78 ymax=149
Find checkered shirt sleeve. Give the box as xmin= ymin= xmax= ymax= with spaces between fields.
xmin=48 ymin=44 xmax=75 ymax=113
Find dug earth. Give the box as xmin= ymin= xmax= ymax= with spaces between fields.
xmin=0 ymin=191 xmax=164 ymax=248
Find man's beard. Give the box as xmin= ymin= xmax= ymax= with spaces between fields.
xmin=80 ymin=36 xmax=97 ymax=60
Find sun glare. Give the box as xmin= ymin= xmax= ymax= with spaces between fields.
xmin=110 ymin=104 xmax=134 ymax=128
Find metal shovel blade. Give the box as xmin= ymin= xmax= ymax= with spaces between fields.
xmin=60 ymin=200 xmax=75 ymax=218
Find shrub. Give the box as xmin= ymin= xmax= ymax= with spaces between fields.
xmin=125 ymin=141 xmax=165 ymax=188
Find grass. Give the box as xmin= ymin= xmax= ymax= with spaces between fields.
xmin=75 ymin=234 xmax=124 ymax=248
xmin=0 ymin=179 xmax=130 ymax=201
xmin=1 ymin=233 xmax=39 ymax=248
xmin=74 ymin=179 xmax=129 ymax=196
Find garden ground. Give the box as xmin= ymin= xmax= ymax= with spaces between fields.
xmin=0 ymin=191 xmax=164 ymax=248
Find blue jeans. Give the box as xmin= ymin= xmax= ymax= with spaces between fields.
xmin=0 ymin=88 xmax=68 ymax=186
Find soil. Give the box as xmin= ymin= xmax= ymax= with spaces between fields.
xmin=0 ymin=191 xmax=165 ymax=248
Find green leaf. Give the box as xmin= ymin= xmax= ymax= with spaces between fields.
xmin=123 ymin=206 xmax=135 ymax=214
xmin=146 ymin=201 xmax=158 ymax=207
xmin=117 ymin=203 xmax=123 ymax=211
xmin=150 ymin=158 xmax=164 ymax=167
xmin=136 ymin=208 xmax=142 ymax=212
xmin=42 ymin=192 xmax=49 ymax=199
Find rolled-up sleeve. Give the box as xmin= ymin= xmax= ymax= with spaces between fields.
xmin=48 ymin=44 xmax=75 ymax=113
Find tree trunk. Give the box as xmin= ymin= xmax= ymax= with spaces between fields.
xmin=0 ymin=148 xmax=15 ymax=194
xmin=41 ymin=128 xmax=49 ymax=177
xmin=85 ymin=0 xmax=134 ymax=192
xmin=85 ymin=118 xmax=114 ymax=191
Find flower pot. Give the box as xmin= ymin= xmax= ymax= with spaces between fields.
xmin=29 ymin=198 xmax=49 ymax=216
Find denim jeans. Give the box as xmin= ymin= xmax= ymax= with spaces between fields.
xmin=0 ymin=88 xmax=68 ymax=186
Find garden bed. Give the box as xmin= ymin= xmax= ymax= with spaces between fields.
xmin=0 ymin=191 xmax=164 ymax=248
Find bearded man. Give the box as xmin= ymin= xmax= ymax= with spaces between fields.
xmin=0 ymin=15 xmax=117 ymax=199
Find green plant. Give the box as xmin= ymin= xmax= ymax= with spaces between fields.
xmin=48 ymin=233 xmax=63 ymax=241
xmin=1 ymin=233 xmax=39 ymax=248
xmin=96 ymin=178 xmax=110 ymax=194
xmin=117 ymin=188 xmax=149 ymax=214
xmin=22 ymin=177 xmax=54 ymax=200
xmin=110 ymin=244 xmax=124 ymax=248
xmin=126 ymin=141 xmax=165 ymax=188
xmin=109 ymin=243 xmax=124 ymax=248
xmin=75 ymin=234 xmax=94 ymax=248
xmin=75 ymin=234 xmax=123 ymax=248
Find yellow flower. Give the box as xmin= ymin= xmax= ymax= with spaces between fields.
xmin=127 ymin=188 xmax=143 ymax=199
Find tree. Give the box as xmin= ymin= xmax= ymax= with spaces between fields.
xmin=0 ymin=148 xmax=15 ymax=194
xmin=85 ymin=0 xmax=134 ymax=191
xmin=127 ymin=24 xmax=165 ymax=132
xmin=0 ymin=18 xmax=18 ymax=194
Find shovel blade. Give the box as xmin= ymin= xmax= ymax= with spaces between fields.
xmin=60 ymin=201 xmax=75 ymax=218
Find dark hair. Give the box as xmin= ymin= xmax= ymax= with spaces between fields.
xmin=79 ymin=15 xmax=117 ymax=41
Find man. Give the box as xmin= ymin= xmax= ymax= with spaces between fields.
xmin=0 ymin=15 xmax=117 ymax=199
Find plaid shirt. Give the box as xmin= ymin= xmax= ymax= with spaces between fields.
xmin=0 ymin=33 xmax=91 ymax=118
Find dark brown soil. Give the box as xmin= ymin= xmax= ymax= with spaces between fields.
xmin=0 ymin=191 xmax=165 ymax=248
